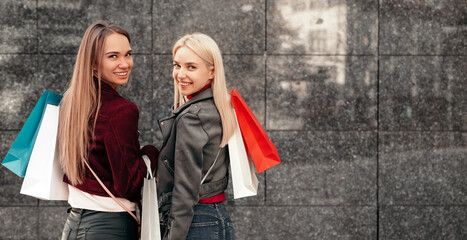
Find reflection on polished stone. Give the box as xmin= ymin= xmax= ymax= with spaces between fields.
xmin=224 ymin=55 xmax=265 ymax=125
xmin=0 ymin=54 xmax=39 ymax=130
xmin=0 ymin=0 xmax=36 ymax=53
xmin=268 ymin=131 xmax=376 ymax=205
xmin=0 ymin=207 xmax=38 ymax=239
xmin=380 ymin=206 xmax=467 ymax=240
xmin=230 ymin=206 xmax=376 ymax=239
xmin=38 ymin=0 xmax=152 ymax=53
xmin=380 ymin=0 xmax=467 ymax=55
xmin=380 ymin=56 xmax=467 ymax=130
xmin=379 ymin=132 xmax=467 ymax=205
xmin=153 ymin=0 xmax=265 ymax=54
xmin=267 ymin=55 xmax=377 ymax=130
xmin=267 ymin=0 xmax=378 ymax=54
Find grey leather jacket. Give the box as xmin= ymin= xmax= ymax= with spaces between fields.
xmin=156 ymin=88 xmax=229 ymax=240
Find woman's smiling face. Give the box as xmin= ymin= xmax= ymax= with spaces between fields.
xmin=172 ymin=46 xmax=214 ymax=96
xmin=98 ymin=33 xmax=133 ymax=89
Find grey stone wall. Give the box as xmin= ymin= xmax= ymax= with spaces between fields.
xmin=1 ymin=0 xmax=466 ymax=239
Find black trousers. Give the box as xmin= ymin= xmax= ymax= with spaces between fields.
xmin=61 ymin=208 xmax=138 ymax=240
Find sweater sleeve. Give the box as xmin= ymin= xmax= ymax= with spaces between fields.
xmin=104 ymin=102 xmax=158 ymax=201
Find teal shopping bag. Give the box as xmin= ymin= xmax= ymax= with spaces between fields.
xmin=2 ymin=90 xmax=63 ymax=177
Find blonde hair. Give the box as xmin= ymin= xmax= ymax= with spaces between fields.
xmin=172 ymin=33 xmax=235 ymax=147
xmin=58 ymin=21 xmax=130 ymax=185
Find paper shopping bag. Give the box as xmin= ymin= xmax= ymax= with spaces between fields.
xmin=20 ymin=104 xmax=68 ymax=200
xmin=141 ymin=155 xmax=161 ymax=240
xmin=230 ymin=89 xmax=280 ymax=173
xmin=228 ymin=110 xmax=258 ymax=199
xmin=2 ymin=90 xmax=62 ymax=177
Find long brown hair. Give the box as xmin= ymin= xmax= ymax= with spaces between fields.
xmin=57 ymin=21 xmax=130 ymax=185
xmin=172 ymin=33 xmax=235 ymax=147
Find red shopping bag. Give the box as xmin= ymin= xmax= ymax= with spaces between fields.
xmin=229 ymin=89 xmax=280 ymax=173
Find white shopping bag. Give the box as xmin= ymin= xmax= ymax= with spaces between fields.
xmin=20 ymin=104 xmax=68 ymax=200
xmin=141 ymin=155 xmax=161 ymax=240
xmin=228 ymin=110 xmax=258 ymax=199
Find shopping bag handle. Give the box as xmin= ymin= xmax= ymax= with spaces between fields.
xmin=142 ymin=155 xmax=153 ymax=179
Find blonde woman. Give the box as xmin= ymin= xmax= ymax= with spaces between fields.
xmin=58 ymin=21 xmax=158 ymax=240
xmin=156 ymin=33 xmax=236 ymax=239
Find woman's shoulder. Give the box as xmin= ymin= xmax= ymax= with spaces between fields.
xmin=100 ymin=94 xmax=138 ymax=117
xmin=179 ymin=99 xmax=220 ymax=125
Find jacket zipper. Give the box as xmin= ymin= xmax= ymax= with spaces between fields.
xmin=163 ymin=159 xmax=174 ymax=173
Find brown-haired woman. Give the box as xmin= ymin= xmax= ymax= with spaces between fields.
xmin=58 ymin=21 xmax=158 ymax=240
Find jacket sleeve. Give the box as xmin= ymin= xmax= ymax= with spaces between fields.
xmin=167 ymin=112 xmax=209 ymax=240
xmin=104 ymin=102 xmax=158 ymax=201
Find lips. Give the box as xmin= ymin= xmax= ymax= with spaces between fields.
xmin=114 ymin=72 xmax=128 ymax=76
xmin=178 ymin=80 xmax=191 ymax=87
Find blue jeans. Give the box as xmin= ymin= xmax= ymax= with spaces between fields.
xmin=187 ymin=202 xmax=234 ymax=240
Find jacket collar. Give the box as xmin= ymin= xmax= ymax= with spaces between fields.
xmin=93 ymin=77 xmax=119 ymax=95
xmin=100 ymin=80 xmax=119 ymax=94
xmin=172 ymin=87 xmax=214 ymax=115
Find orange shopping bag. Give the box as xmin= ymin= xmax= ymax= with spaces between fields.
xmin=229 ymin=89 xmax=280 ymax=173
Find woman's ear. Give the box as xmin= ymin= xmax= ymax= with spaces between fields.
xmin=209 ymin=67 xmax=215 ymax=80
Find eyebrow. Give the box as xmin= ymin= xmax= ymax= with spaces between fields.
xmin=105 ymin=50 xmax=132 ymax=55
xmin=173 ymin=60 xmax=199 ymax=65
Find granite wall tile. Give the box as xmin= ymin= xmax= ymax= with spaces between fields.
xmin=0 ymin=207 xmax=39 ymax=240
xmin=0 ymin=179 xmax=38 ymax=206
xmin=0 ymin=54 xmax=39 ymax=130
xmin=379 ymin=56 xmax=467 ymax=131
xmin=36 ymin=54 xmax=75 ymax=94
xmin=153 ymin=0 xmax=265 ymax=54
xmin=38 ymin=0 xmax=152 ymax=54
xmin=0 ymin=130 xmax=20 ymax=183
xmin=380 ymin=206 xmax=467 ymax=240
xmin=0 ymin=0 xmax=37 ymax=53
xmin=39 ymin=206 xmax=68 ymax=239
xmin=0 ymin=133 xmax=36 ymax=207
xmin=229 ymin=206 xmax=376 ymax=239
xmin=379 ymin=131 xmax=467 ymax=205
xmin=139 ymin=129 xmax=158 ymax=149
xmin=380 ymin=0 xmax=467 ymax=55
xmin=267 ymin=55 xmax=377 ymax=130
xmin=267 ymin=131 xmax=377 ymax=205
xmin=224 ymin=55 xmax=266 ymax=125
xmin=267 ymin=0 xmax=378 ymax=54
